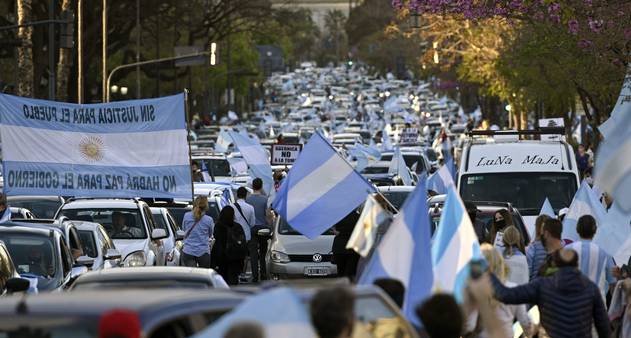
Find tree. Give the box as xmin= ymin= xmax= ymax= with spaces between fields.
xmin=16 ymin=0 xmax=33 ymax=97
xmin=55 ymin=0 xmax=72 ymax=101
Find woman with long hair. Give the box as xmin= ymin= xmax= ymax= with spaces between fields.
xmin=211 ymin=206 xmax=247 ymax=285
xmin=502 ymin=226 xmax=529 ymax=285
xmin=487 ymin=209 xmax=514 ymax=247
xmin=465 ymin=244 xmax=533 ymax=338
xmin=525 ymin=214 xmax=550 ymax=281
xmin=181 ymin=196 xmax=214 ymax=268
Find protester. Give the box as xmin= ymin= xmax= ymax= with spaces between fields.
xmin=211 ymin=206 xmax=248 ymax=285
xmin=501 ymin=226 xmax=529 ymax=285
xmin=0 ymin=194 xmax=11 ymax=223
xmin=191 ymin=161 xmax=204 ymax=182
xmin=538 ymin=218 xmax=564 ymax=277
xmin=246 ymin=178 xmax=273 ymax=281
xmin=231 ymin=187 xmax=256 ymax=280
xmin=526 ymin=214 xmax=550 ymax=281
xmin=223 ymin=321 xmax=266 ymax=338
xmin=566 ymin=215 xmax=617 ymax=299
xmin=310 ymin=287 xmax=355 ymax=338
xmin=181 ymin=196 xmax=214 ymax=268
xmin=576 ymin=144 xmax=591 ymax=178
xmin=416 ymin=294 xmax=463 ymax=338
xmin=332 ymin=210 xmax=361 ymax=280
xmin=487 ymin=209 xmax=513 ymax=247
xmin=465 ymin=243 xmax=532 ymax=338
xmin=373 ymin=278 xmax=405 ymax=308
xmin=487 ymin=249 xmax=609 ymax=338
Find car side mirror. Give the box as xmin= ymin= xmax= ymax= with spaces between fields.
xmin=70 ymin=265 xmax=88 ymax=280
xmin=151 ymin=228 xmax=168 ymax=240
xmin=104 ymin=249 xmax=122 ymax=261
xmin=257 ymin=228 xmax=272 ymax=237
xmin=76 ymin=255 xmax=95 ymax=268
xmin=5 ymin=277 xmax=30 ymax=293
xmin=176 ymin=230 xmax=186 ymax=241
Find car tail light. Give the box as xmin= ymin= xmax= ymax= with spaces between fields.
xmin=99 ymin=309 xmax=141 ymax=338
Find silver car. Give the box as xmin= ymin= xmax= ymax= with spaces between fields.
xmin=266 ymin=217 xmax=337 ymax=279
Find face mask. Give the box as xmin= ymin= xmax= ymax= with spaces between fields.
xmin=495 ymin=219 xmax=506 ymax=229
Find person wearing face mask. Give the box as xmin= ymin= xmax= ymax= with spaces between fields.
xmin=487 ymin=209 xmax=513 ymax=249
xmin=537 ymin=218 xmax=565 ymax=278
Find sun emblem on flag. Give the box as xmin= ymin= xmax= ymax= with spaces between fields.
xmin=79 ymin=136 xmax=105 ymax=162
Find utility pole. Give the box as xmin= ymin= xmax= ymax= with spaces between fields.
xmin=102 ymin=0 xmax=107 ymax=102
xmin=136 ymin=0 xmax=141 ymax=99
xmin=77 ymin=0 xmax=83 ymax=103
xmin=48 ymin=0 xmax=55 ymax=100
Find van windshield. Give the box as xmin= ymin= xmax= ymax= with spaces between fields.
xmin=460 ymin=172 xmax=578 ymax=215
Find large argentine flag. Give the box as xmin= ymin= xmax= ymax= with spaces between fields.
xmin=0 ymin=93 xmax=192 ymax=198
xmin=359 ymin=175 xmax=433 ymax=326
xmin=562 ymin=180 xmax=607 ymax=241
xmin=272 ymin=132 xmax=376 ymax=239
xmin=595 ymin=68 xmax=631 ymax=213
xmin=228 ymin=131 xmax=273 ymax=194
xmin=432 ymin=187 xmax=482 ymax=303
xmin=426 ymin=165 xmax=454 ymax=194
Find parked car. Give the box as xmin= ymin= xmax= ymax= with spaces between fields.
xmin=266 ymin=217 xmax=337 ymax=280
xmin=73 ymin=221 xmax=122 ymax=270
xmin=0 ymin=223 xmax=80 ymax=291
xmin=150 ymin=207 xmax=184 ymax=266
xmin=0 ymin=289 xmax=245 ymax=337
xmin=7 ymin=195 xmax=65 ymax=219
xmin=9 ymin=207 xmax=35 ymax=220
xmin=70 ymin=266 xmax=228 ymax=290
xmin=57 ymin=199 xmax=168 ymax=267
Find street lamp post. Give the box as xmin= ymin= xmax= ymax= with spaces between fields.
xmin=105 ymin=51 xmax=214 ymax=102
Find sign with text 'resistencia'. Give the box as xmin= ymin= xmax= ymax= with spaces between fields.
xmin=271 ymin=144 xmax=302 ymax=165
xmin=0 ymin=93 xmax=192 ymax=199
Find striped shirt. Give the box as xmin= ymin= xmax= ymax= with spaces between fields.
xmin=526 ymin=241 xmax=547 ymax=281
xmin=566 ymin=240 xmax=615 ymax=299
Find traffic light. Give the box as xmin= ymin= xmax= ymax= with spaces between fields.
xmin=59 ymin=9 xmax=74 ymax=49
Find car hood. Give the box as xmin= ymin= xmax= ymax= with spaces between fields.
xmin=113 ymin=239 xmax=148 ymax=258
xmin=273 ymin=235 xmax=334 ymax=255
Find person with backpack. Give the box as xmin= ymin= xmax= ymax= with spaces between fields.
xmin=212 ymin=206 xmax=248 ymax=285
xmin=181 ymin=196 xmax=214 ymax=268
xmin=231 ymin=187 xmax=257 ymax=280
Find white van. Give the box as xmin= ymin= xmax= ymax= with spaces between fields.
xmin=458 ymin=131 xmax=580 ymax=237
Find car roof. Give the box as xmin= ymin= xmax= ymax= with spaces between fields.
xmin=61 ymin=199 xmax=141 ymax=209
xmin=378 ymin=186 xmax=415 ymax=193
xmin=7 ymin=195 xmax=63 ymax=201
xmin=72 ymin=221 xmax=103 ymax=231
xmin=0 ymin=289 xmax=244 ymax=319
xmin=0 ymin=223 xmax=55 ymax=236
xmin=73 ymin=267 xmax=216 ymax=284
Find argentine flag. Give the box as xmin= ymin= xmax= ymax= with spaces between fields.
xmin=426 ymin=165 xmax=454 ymax=195
xmin=272 ymin=132 xmax=376 ymax=239
xmin=388 ymin=146 xmax=413 ymax=186
xmin=359 ymin=175 xmax=433 ymax=326
xmin=562 ymin=180 xmax=607 ymax=241
xmin=432 ymin=187 xmax=482 ymax=303
xmin=228 ymin=131 xmax=273 ymax=194
xmin=539 ymin=197 xmax=555 ymax=217
xmin=0 ymin=93 xmax=191 ymax=199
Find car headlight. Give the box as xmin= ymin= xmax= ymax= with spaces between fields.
xmin=123 ymin=251 xmax=146 ymax=267
xmin=271 ymin=250 xmax=290 ymax=263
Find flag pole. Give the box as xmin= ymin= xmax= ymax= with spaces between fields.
xmin=184 ymin=89 xmax=194 ymax=201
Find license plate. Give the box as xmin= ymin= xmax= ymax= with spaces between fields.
xmin=304 ymin=266 xmax=329 ymax=276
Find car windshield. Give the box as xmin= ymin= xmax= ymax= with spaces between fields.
xmin=59 ymin=209 xmax=147 ymax=239
xmin=199 ymin=159 xmax=232 ymax=177
xmin=460 ymin=173 xmax=578 ymax=215
xmin=0 ymin=232 xmax=58 ymax=281
xmin=8 ymin=199 xmax=62 ymax=219
xmin=0 ymin=319 xmax=96 ymax=338
xmin=425 ymin=148 xmax=438 ymax=162
xmin=166 ymin=207 xmax=191 ymax=228
xmin=381 ymin=191 xmax=411 ymax=210
xmin=77 ymin=230 xmax=98 ymax=258
xmin=278 ymin=218 xmax=335 ymax=236
xmin=361 ymin=166 xmax=390 ymax=175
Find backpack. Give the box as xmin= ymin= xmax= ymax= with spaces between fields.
xmin=225 ymin=224 xmax=248 ymax=259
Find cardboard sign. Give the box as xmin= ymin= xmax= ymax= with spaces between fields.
xmin=400 ymin=128 xmax=419 ymax=144
xmin=271 ymin=144 xmax=302 ymax=165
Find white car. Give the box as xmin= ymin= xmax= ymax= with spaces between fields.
xmin=150 ymin=207 xmax=184 ymax=266
xmin=57 ymin=199 xmax=168 ymax=268
xmin=74 ymin=221 xmax=122 ymax=271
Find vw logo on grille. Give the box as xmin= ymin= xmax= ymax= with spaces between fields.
xmin=312 ymin=253 xmax=323 ymax=263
